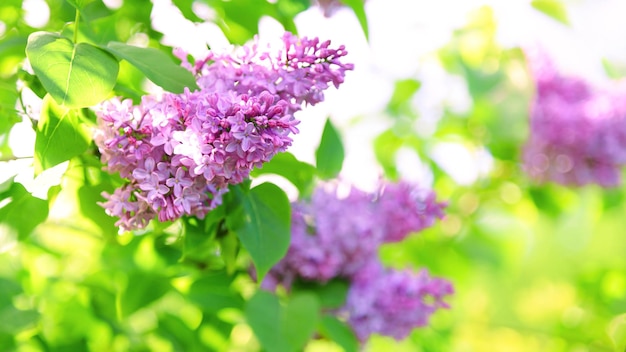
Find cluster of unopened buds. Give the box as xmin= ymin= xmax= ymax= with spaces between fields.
xmin=262 ymin=180 xmax=454 ymax=342
xmin=94 ymin=32 xmax=353 ymax=231
xmin=523 ymin=46 xmax=626 ymax=187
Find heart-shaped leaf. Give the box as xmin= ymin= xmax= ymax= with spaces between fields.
xmin=26 ymin=31 xmax=119 ymax=108
xmin=226 ymin=183 xmax=291 ymax=282
xmin=245 ymin=291 xmax=320 ymax=352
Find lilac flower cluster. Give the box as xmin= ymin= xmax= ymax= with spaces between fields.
xmin=262 ymin=180 xmax=453 ymax=342
xmin=95 ymin=33 xmax=353 ymax=231
xmin=523 ymin=47 xmax=626 ymax=187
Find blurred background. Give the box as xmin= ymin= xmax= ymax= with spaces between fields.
xmin=3 ymin=0 xmax=626 ymax=351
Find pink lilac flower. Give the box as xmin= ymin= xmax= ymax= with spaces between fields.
xmin=523 ymin=46 xmax=626 ymax=187
xmin=95 ymin=32 xmax=353 ymax=232
xmin=343 ymin=260 xmax=453 ymax=342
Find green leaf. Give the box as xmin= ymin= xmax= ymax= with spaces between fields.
xmin=339 ymin=0 xmax=369 ymax=40
xmin=315 ymin=118 xmax=344 ymax=180
xmin=251 ymin=152 xmax=316 ymax=197
xmin=0 ymin=306 xmax=39 ymax=334
xmin=318 ymin=315 xmax=358 ymax=352
xmin=171 ymin=0 xmax=203 ymax=22
xmin=531 ymin=0 xmax=569 ymax=25
xmin=120 ymin=272 xmax=171 ymax=317
xmin=26 ymin=31 xmax=119 ymax=108
xmin=105 ymin=42 xmax=199 ymax=93
xmin=245 ymin=291 xmax=320 ymax=352
xmin=387 ymin=79 xmax=421 ymax=116
xmin=0 ymin=182 xmax=49 ymax=240
xmin=294 ymin=278 xmax=349 ymax=309
xmin=282 ymin=293 xmax=320 ymax=351
xmin=226 ymin=183 xmax=291 ymax=282
xmin=245 ymin=291 xmax=289 ymax=352
xmin=186 ymin=271 xmax=243 ymax=313
xmin=602 ymin=58 xmax=626 ymax=79
xmin=65 ymin=0 xmax=93 ymax=10
xmin=34 ymin=95 xmax=91 ymax=174
xmin=608 ymin=313 xmax=626 ymax=351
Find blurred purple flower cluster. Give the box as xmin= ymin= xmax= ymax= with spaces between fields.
xmin=523 ymin=47 xmax=626 ymax=187
xmin=262 ymin=180 xmax=453 ymax=342
xmin=95 ymin=33 xmax=353 ymax=231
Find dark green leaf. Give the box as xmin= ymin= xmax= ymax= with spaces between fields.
xmin=26 ymin=31 xmax=119 ymax=108
xmin=315 ymin=118 xmax=344 ymax=180
xmin=105 ymin=41 xmax=199 ymax=93
xmin=226 ymin=183 xmax=291 ymax=282
xmin=34 ymin=95 xmax=91 ymax=174
xmin=0 ymin=182 xmax=49 ymax=240
xmin=531 ymin=0 xmax=569 ymax=25
xmin=251 ymin=152 xmax=316 ymax=197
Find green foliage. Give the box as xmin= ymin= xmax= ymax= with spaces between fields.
xmin=531 ymin=0 xmax=570 ymax=25
xmin=315 ymin=118 xmax=345 ymax=180
xmin=3 ymin=0 xmax=626 ymax=351
xmin=245 ymin=290 xmax=320 ymax=352
xmin=34 ymin=95 xmax=92 ymax=173
xmin=338 ymin=0 xmax=369 ymax=40
xmin=105 ymin=42 xmax=199 ymax=93
xmin=251 ymin=151 xmax=316 ymax=197
xmin=0 ymin=182 xmax=49 ymax=240
xmin=226 ymin=183 xmax=291 ymax=282
xmin=26 ymin=32 xmax=119 ymax=108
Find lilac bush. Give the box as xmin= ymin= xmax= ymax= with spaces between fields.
xmin=95 ymin=33 xmax=353 ymax=231
xmin=262 ymin=180 xmax=453 ymax=342
xmin=523 ymin=47 xmax=626 ymax=187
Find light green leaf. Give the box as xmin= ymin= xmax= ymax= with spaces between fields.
xmin=339 ymin=0 xmax=369 ymax=40
xmin=318 ymin=315 xmax=358 ymax=352
xmin=315 ymin=118 xmax=344 ymax=180
xmin=34 ymin=95 xmax=91 ymax=174
xmin=531 ymin=0 xmax=569 ymax=25
xmin=105 ymin=42 xmax=199 ymax=93
xmin=26 ymin=31 xmax=119 ymax=108
xmin=226 ymin=183 xmax=291 ymax=282
xmin=608 ymin=313 xmax=626 ymax=351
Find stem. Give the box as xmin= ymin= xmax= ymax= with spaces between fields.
xmin=73 ymin=9 xmax=80 ymax=43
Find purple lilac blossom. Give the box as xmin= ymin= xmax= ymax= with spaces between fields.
xmin=263 ymin=180 xmax=446 ymax=288
xmin=344 ymin=260 xmax=454 ymax=342
xmin=523 ymin=46 xmax=626 ymax=187
xmin=95 ymin=32 xmax=353 ymax=232
xmin=261 ymin=180 xmax=452 ymax=342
